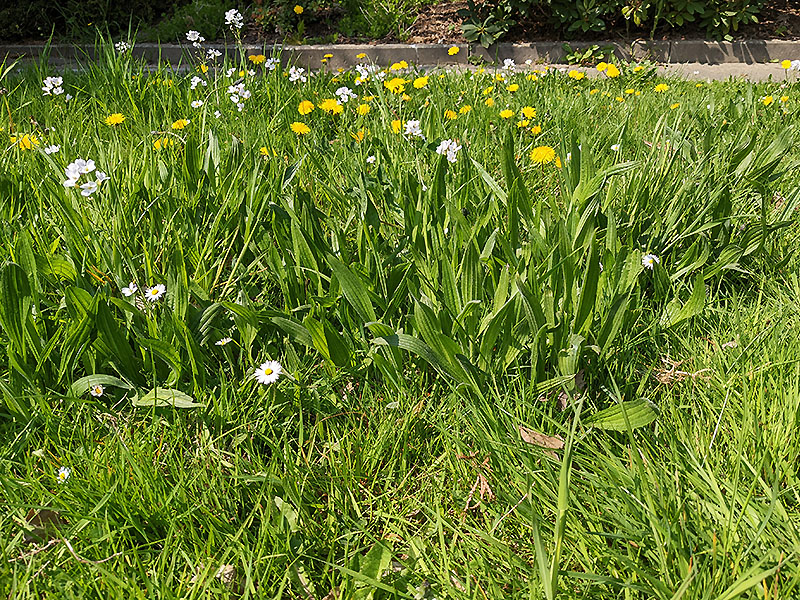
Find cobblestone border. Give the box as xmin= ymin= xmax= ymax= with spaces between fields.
xmin=2 ymin=40 xmax=800 ymax=69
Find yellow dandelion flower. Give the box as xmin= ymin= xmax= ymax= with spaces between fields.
xmin=249 ymin=54 xmax=266 ymax=64
xmin=762 ymin=95 xmax=774 ymax=106
xmin=298 ymin=100 xmax=314 ymax=115
xmin=780 ymin=95 xmax=789 ymax=102
xmin=782 ymin=59 xmax=792 ymax=69
xmin=499 ymin=109 xmax=514 ymax=119
xmin=290 ymin=122 xmax=310 ymax=135
xmin=625 ymin=88 xmax=635 ymax=94
xmin=516 ymin=120 xmax=529 ymax=128
xmin=507 ymin=83 xmax=520 ymax=91
xmin=171 ymin=119 xmax=190 ymax=130
xmin=413 ymin=76 xmax=429 ymax=89
xmin=153 ymin=137 xmax=174 ymax=150
xmin=605 ymin=64 xmax=620 ymax=78
xmin=384 ymin=77 xmax=406 ymax=93
xmin=319 ymin=98 xmax=343 ymax=114
xmin=199 ymin=64 xmax=209 ymax=73
xmin=526 ymin=74 xmax=538 ymax=81
xmin=459 ymin=105 xmax=472 ymax=114
xmin=10 ymin=134 xmax=39 ymax=150
xmin=530 ymin=146 xmax=555 ymax=164
xmin=444 ymin=109 xmax=458 ymax=120
xmin=391 ymin=119 xmax=403 ymax=134
xmin=530 ymin=125 xmax=542 ymax=135
xmin=482 ymin=86 xmax=493 ymax=95
xmin=521 ymin=106 xmax=535 ymax=119
xmin=596 ymin=62 xmax=608 ymax=72
xmin=294 ymin=4 xmax=303 ymax=14
xmin=401 ymin=93 xmax=411 ymax=101
xmin=356 ymin=52 xmax=367 ymax=59
xmin=589 ymin=88 xmax=599 ymax=95
xmin=669 ymin=102 xmax=680 ymax=109
xmin=485 ymin=97 xmax=495 ymax=107
xmin=351 ymin=130 xmax=365 ymax=142
xmin=105 ymin=113 xmax=125 ymax=126
xmin=448 ymin=46 xmax=460 ymax=56
xmin=568 ymin=70 xmax=584 ymax=80
xmin=357 ymin=103 xmax=370 ymax=115
xmin=654 ymin=83 xmax=669 ymax=92
xmin=324 ymin=53 xmax=333 ymax=59
xmin=389 ymin=61 xmax=408 ymax=71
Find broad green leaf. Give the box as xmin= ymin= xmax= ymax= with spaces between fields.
xmin=133 ymin=387 xmax=202 ymax=408
xmin=661 ymin=274 xmax=706 ymax=329
xmin=585 ymin=398 xmax=659 ymax=431
xmin=327 ymin=254 xmax=377 ymax=323
xmin=70 ymin=374 xmax=133 ymax=397
xmin=0 ymin=263 xmax=32 ymax=356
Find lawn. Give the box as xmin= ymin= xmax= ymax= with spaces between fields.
xmin=1 ymin=36 xmax=800 ymax=598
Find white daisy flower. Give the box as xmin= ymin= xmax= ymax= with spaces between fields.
xmin=191 ymin=99 xmax=204 ymax=108
xmin=642 ymin=253 xmax=660 ymax=270
xmin=366 ymin=155 xmax=376 ymax=164
xmin=611 ymin=144 xmax=621 ymax=152
xmin=90 ymin=384 xmax=104 ymax=397
xmin=254 ymin=360 xmax=282 ymax=385
xmin=121 ymin=282 xmax=138 ymax=296
xmin=44 ymin=144 xmax=60 ymax=154
xmin=145 ymin=284 xmax=166 ymax=302
xmin=56 ymin=466 xmax=71 ymax=483
xmin=215 ymin=337 xmax=233 ymax=346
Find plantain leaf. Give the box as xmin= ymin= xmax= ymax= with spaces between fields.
xmin=133 ymin=387 xmax=202 ymax=408
xmin=585 ymin=398 xmax=659 ymax=431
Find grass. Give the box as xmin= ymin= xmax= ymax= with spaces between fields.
xmin=1 ymin=41 xmax=800 ymax=598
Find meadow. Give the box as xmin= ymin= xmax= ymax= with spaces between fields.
xmin=1 ymin=35 xmax=800 ymax=598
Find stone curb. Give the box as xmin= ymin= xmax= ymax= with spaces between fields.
xmin=2 ymin=40 xmax=800 ymax=69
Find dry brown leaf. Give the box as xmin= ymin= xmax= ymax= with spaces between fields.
xmin=518 ymin=425 xmax=564 ymax=450
xmin=23 ymin=509 xmax=68 ymax=544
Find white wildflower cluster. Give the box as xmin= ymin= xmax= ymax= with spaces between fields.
xmin=264 ymin=57 xmax=279 ymax=71
xmin=335 ymin=86 xmax=356 ymax=103
xmin=190 ymin=75 xmax=207 ymax=90
xmin=114 ymin=40 xmax=131 ymax=52
xmin=227 ymin=82 xmax=251 ymax=111
xmin=790 ymin=60 xmax=800 ymax=71
xmin=191 ymin=99 xmax=204 ymax=108
xmin=354 ymin=63 xmax=382 ymax=84
xmin=44 ymin=145 xmax=60 ymax=154
xmin=435 ymin=139 xmax=461 ymax=163
xmin=404 ymin=119 xmax=425 ymax=140
xmin=186 ymin=30 xmax=205 ymax=48
xmin=42 ymin=76 xmax=64 ymax=96
xmin=502 ymin=58 xmax=517 ymax=73
xmin=63 ymin=158 xmax=109 ymax=196
xmin=121 ymin=281 xmax=166 ymax=303
xmin=288 ymin=66 xmax=307 ymax=83
xmin=207 ymin=48 xmax=222 ymax=60
xmin=225 ymin=8 xmax=244 ymax=29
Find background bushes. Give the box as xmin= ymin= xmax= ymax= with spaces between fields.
xmin=461 ymin=0 xmax=766 ymax=46
xmin=0 ymin=0 xmax=769 ymax=44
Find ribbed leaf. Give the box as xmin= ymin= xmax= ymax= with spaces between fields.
xmin=585 ymin=398 xmax=659 ymax=431
xmin=327 ymin=254 xmax=377 ymax=323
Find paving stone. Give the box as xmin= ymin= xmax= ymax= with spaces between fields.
xmin=631 ymin=40 xmax=670 ymax=62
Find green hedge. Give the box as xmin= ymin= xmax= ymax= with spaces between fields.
xmin=0 ymin=0 xmax=188 ymax=41
xmin=462 ymin=0 xmax=765 ymax=46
